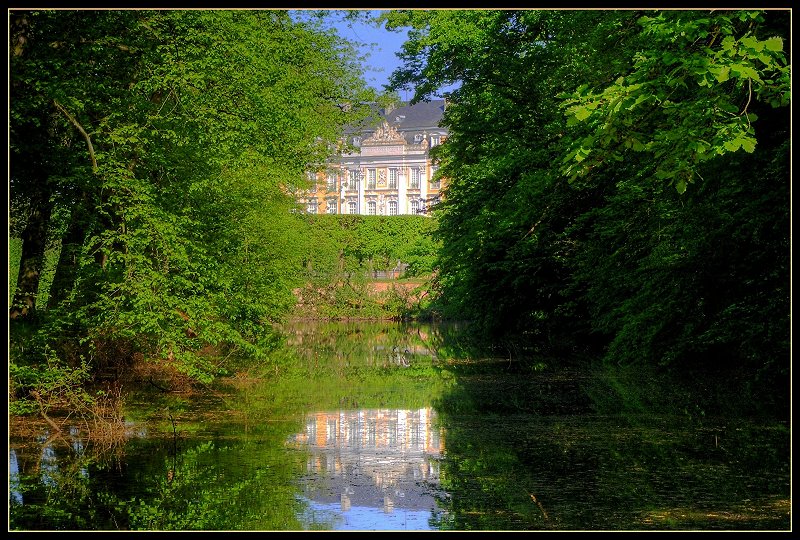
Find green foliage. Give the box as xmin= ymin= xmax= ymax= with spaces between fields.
xmin=384 ymin=8 xmax=790 ymax=411
xmin=9 ymin=350 xmax=95 ymax=416
xmin=299 ymin=214 xmax=439 ymax=276
xmin=560 ymin=10 xmax=790 ymax=192
xmin=292 ymin=214 xmax=439 ymax=319
xmin=9 ymin=237 xmax=23 ymax=307
xmin=9 ymin=10 xmax=380 ymax=393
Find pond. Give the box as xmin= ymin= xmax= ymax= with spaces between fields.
xmin=8 ymin=320 xmax=790 ymax=531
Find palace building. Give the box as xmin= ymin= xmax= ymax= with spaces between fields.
xmin=301 ymin=100 xmax=448 ymax=216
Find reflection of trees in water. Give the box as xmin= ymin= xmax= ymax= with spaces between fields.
xmin=429 ymin=367 xmax=791 ymax=531
xmin=9 ymin=424 xmax=133 ymax=530
xmin=280 ymin=320 xmax=487 ymax=376
xmin=10 ymin=421 xmax=313 ymax=531
xmin=11 ymin=321 xmax=463 ymax=531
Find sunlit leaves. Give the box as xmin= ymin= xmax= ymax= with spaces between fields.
xmin=10 ymin=9 xmax=376 ymax=384
xmin=559 ymin=10 xmax=790 ymax=192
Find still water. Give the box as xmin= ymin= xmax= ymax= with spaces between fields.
xmin=8 ymin=321 xmax=790 ymax=531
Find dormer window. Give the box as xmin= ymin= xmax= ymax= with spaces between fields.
xmin=430 ymin=134 xmax=441 ymax=147
xmin=352 ymin=136 xmax=361 ymax=146
xmin=414 ymin=133 xmax=423 ymax=144
xmin=395 ymin=115 xmax=405 ymax=122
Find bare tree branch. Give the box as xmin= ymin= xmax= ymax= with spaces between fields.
xmin=53 ymin=99 xmax=98 ymax=174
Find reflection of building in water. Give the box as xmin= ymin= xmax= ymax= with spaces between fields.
xmin=296 ymin=408 xmax=442 ymax=454
xmin=290 ymin=408 xmax=444 ymax=516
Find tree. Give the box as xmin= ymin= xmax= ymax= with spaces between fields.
xmin=560 ymin=10 xmax=790 ymax=193
xmin=383 ymin=9 xmax=642 ymax=345
xmin=382 ymin=7 xmax=790 ymax=404
xmin=9 ymin=9 xmax=377 ymax=395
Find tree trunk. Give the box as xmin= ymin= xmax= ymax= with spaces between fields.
xmin=10 ymin=201 xmax=53 ymax=319
xmin=47 ymin=206 xmax=85 ymax=310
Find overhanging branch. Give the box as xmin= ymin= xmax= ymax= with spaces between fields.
xmin=53 ymin=99 xmax=98 ymax=174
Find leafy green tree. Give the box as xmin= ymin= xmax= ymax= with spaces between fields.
xmin=291 ymin=215 xmax=439 ymax=319
xmin=383 ymin=9 xmax=641 ymax=346
xmin=560 ymin=10 xmax=790 ymax=193
xmin=10 ymin=10 xmax=376 ymax=397
xmin=383 ymin=7 xmax=790 ymax=406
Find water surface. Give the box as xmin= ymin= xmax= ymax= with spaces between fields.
xmin=8 ymin=320 xmax=790 ymax=531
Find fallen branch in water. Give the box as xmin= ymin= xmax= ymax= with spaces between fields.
xmin=30 ymin=390 xmax=63 ymax=433
xmin=530 ymin=493 xmax=550 ymax=521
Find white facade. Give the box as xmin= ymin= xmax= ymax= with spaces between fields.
xmin=302 ymin=101 xmax=447 ymax=216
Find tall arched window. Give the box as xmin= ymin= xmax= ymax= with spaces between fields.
xmin=347 ymin=170 xmax=360 ymax=191
xmin=367 ymin=201 xmax=376 ymax=215
xmin=410 ymin=168 xmax=420 ymax=189
xmin=430 ymin=165 xmax=440 ymax=189
xmin=388 ymin=200 xmax=398 ymax=216
xmin=347 ymin=200 xmax=357 ymax=214
xmin=410 ymin=199 xmax=420 ymax=214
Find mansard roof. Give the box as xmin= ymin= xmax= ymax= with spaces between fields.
xmin=383 ymin=100 xmax=447 ymax=130
xmin=346 ymin=99 xmax=447 ymax=137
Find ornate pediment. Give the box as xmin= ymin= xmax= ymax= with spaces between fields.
xmin=362 ymin=121 xmax=406 ymax=145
